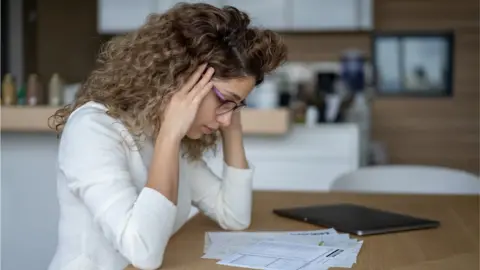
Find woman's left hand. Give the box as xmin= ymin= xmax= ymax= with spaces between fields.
xmin=220 ymin=111 xmax=248 ymax=169
xmin=220 ymin=111 xmax=243 ymax=135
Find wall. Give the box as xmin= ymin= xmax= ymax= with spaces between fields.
xmin=36 ymin=0 xmax=108 ymax=84
xmin=1 ymin=133 xmax=60 ymax=270
xmin=6 ymin=0 xmax=24 ymax=84
xmin=30 ymin=0 xmax=479 ymax=173
xmin=284 ymin=0 xmax=479 ymax=174
xmin=2 ymin=1 xmax=27 ymax=269
xmin=371 ymin=0 xmax=479 ymax=174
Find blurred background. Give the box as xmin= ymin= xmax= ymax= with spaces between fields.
xmin=1 ymin=0 xmax=479 ymax=269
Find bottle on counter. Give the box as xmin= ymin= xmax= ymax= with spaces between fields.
xmin=26 ymin=73 xmax=43 ymax=105
xmin=277 ymin=72 xmax=291 ymax=107
xmin=48 ymin=73 xmax=64 ymax=106
xmin=62 ymin=83 xmax=81 ymax=105
xmin=305 ymin=105 xmax=319 ymax=127
xmin=2 ymin=74 xmax=17 ymax=105
xmin=17 ymin=85 xmax=27 ymax=105
xmin=255 ymin=79 xmax=278 ymax=109
xmin=292 ymin=82 xmax=309 ymax=123
xmin=344 ymin=92 xmax=370 ymax=166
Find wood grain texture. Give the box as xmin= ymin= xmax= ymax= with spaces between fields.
xmin=0 ymin=106 xmax=290 ymax=135
xmin=240 ymin=108 xmax=292 ymax=135
xmin=125 ymin=191 xmax=479 ymax=270
xmin=0 ymin=106 xmax=57 ymax=132
xmin=36 ymin=0 xmax=106 ymax=85
xmin=371 ymin=0 xmax=480 ymax=174
xmin=281 ymin=32 xmax=372 ymax=62
xmin=23 ymin=0 xmax=37 ymax=77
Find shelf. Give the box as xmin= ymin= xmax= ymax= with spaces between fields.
xmin=1 ymin=106 xmax=59 ymax=132
xmin=1 ymin=106 xmax=292 ymax=135
xmin=241 ymin=108 xmax=291 ymax=135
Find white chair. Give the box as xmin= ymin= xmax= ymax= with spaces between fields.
xmin=330 ymin=165 xmax=480 ymax=195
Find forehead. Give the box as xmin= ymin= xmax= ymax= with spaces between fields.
xmin=212 ymin=76 xmax=256 ymax=100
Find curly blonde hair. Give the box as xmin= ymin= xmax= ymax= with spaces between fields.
xmin=49 ymin=2 xmax=287 ymax=160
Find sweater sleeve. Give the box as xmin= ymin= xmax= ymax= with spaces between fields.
xmin=58 ymin=108 xmax=176 ymax=270
xmin=186 ymin=159 xmax=254 ymax=230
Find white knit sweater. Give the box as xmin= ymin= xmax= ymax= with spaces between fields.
xmin=48 ymin=101 xmax=254 ymax=270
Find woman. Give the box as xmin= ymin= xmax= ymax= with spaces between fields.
xmin=47 ymin=2 xmax=287 ymax=270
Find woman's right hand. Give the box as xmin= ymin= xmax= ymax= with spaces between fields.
xmin=160 ymin=63 xmax=215 ymax=140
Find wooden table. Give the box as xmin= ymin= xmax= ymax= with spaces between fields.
xmin=127 ymin=191 xmax=479 ymax=270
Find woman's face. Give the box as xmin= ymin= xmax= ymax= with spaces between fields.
xmin=186 ymin=76 xmax=256 ymax=139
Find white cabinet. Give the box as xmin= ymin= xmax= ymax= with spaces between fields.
xmin=98 ymin=0 xmax=225 ymax=33
xmin=205 ymin=124 xmax=360 ymax=191
xmin=291 ymin=0 xmax=373 ymax=31
xmin=98 ymin=0 xmax=373 ymax=33
xmin=358 ymin=0 xmax=373 ymax=30
xmin=177 ymin=0 xmax=223 ymax=6
xmin=156 ymin=0 xmax=176 ymax=14
xmin=250 ymin=159 xmax=355 ymax=191
xmin=156 ymin=0 xmax=225 ymax=16
xmin=98 ymin=0 xmax=158 ymax=33
xmin=223 ymin=0 xmax=289 ymax=30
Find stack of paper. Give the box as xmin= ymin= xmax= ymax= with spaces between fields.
xmin=202 ymin=228 xmax=363 ymax=270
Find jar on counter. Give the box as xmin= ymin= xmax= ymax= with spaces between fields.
xmin=254 ymin=79 xmax=278 ymax=109
xmin=27 ymin=74 xmax=43 ymax=105
xmin=2 ymin=74 xmax=17 ymax=105
xmin=48 ymin=73 xmax=64 ymax=106
xmin=305 ymin=106 xmax=319 ymax=127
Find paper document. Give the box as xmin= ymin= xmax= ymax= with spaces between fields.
xmin=203 ymin=229 xmax=338 ymax=260
xmin=218 ymin=240 xmax=347 ymax=270
xmin=202 ymin=228 xmax=363 ymax=269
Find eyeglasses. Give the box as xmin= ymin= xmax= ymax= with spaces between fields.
xmin=212 ymin=86 xmax=246 ymax=115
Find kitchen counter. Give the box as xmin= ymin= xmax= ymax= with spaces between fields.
xmin=0 ymin=106 xmax=291 ymax=135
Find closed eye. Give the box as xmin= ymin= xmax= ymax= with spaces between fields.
xmin=225 ymin=91 xmax=243 ymax=103
xmin=213 ymin=86 xmax=245 ymax=104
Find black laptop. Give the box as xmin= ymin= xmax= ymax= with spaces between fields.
xmin=273 ymin=203 xmax=440 ymax=236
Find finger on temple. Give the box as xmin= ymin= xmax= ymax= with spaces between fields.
xmin=194 ymin=82 xmax=214 ymax=102
xmin=196 ymin=67 xmax=215 ymax=90
xmin=180 ymin=63 xmax=207 ymax=93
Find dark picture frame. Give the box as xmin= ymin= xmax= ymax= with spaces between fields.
xmin=371 ymin=31 xmax=454 ymax=97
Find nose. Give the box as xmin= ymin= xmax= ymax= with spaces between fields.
xmin=216 ymin=111 xmax=233 ymax=127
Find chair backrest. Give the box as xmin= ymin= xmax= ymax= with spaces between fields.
xmin=330 ymin=165 xmax=480 ymax=195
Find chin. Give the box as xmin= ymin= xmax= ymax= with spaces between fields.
xmin=185 ymin=131 xmax=203 ymax=140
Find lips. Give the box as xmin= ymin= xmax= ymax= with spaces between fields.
xmin=202 ymin=126 xmax=215 ymax=134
